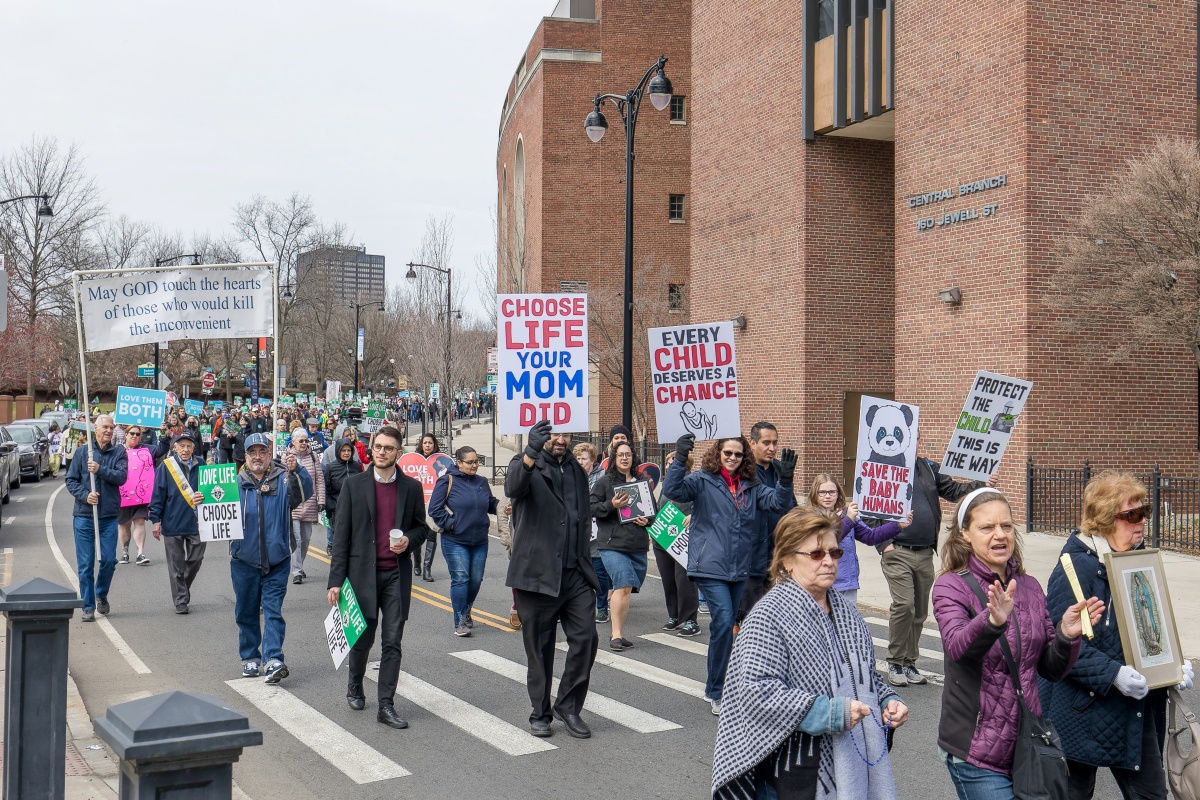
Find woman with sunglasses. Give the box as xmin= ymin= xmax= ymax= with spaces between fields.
xmin=286 ymin=429 xmax=325 ymax=585
xmin=117 ymin=426 xmax=154 ymax=565
xmin=663 ymin=433 xmax=797 ymax=716
xmin=713 ymin=507 xmax=908 ymax=799
xmin=933 ymin=489 xmax=1102 ymax=800
xmin=1042 ymin=472 xmax=1191 ymax=800
xmin=808 ymin=473 xmax=912 ymax=607
xmin=428 ymin=446 xmax=499 ymax=636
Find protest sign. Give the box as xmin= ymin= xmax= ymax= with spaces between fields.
xmin=324 ymin=606 xmax=352 ymax=670
xmin=77 ymin=266 xmax=273 ymax=352
xmin=362 ymin=400 xmax=386 ymax=434
xmin=208 ymin=400 xmax=224 ymax=411
xmin=325 ymin=380 xmax=341 ymax=402
xmin=398 ymin=452 xmax=454 ymax=502
xmin=852 ymin=395 xmax=919 ymax=521
xmin=496 ymin=293 xmax=588 ymax=434
xmin=324 ymin=578 xmax=367 ymax=669
xmin=197 ymin=464 xmax=243 ymax=541
xmin=199 ymin=424 xmax=212 ymax=443
xmin=941 ymin=370 xmax=1033 ymax=481
xmin=646 ymin=500 xmax=689 ymax=568
xmin=114 ymin=386 xmax=168 ymax=428
xmin=119 ymin=447 xmax=155 ymax=507
xmin=183 ymin=399 xmax=204 ymax=417
xmin=274 ymin=431 xmax=289 ymax=459
xmin=648 ymin=321 xmax=739 ymax=442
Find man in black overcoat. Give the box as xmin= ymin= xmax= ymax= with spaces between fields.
xmin=505 ymin=419 xmax=600 ymax=739
xmin=328 ymin=425 xmax=427 ymax=729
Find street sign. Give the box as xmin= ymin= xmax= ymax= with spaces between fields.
xmin=202 ymin=371 xmax=216 ymax=390
xmin=137 ymin=363 xmax=156 ymax=378
xmin=487 ymin=346 xmax=498 ymax=373
xmin=201 ymin=387 xmax=213 ymax=396
xmin=430 ymin=383 xmax=440 ymax=399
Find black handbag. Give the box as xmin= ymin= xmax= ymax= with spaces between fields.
xmin=959 ymin=570 xmax=1070 ymax=800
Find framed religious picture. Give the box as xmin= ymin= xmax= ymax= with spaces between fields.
xmin=614 ymin=479 xmax=657 ymax=524
xmin=1103 ymin=548 xmax=1184 ymax=690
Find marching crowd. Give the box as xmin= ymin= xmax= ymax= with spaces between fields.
xmin=57 ymin=399 xmax=1197 ymax=800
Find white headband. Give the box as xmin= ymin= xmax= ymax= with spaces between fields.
xmin=957 ymin=487 xmax=1005 ymax=530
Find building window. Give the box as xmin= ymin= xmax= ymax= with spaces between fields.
xmin=669 ymin=96 xmax=686 ymax=122
xmin=669 ymin=194 xmax=685 ymax=221
xmin=668 ymin=284 xmax=685 ymax=312
xmin=560 ymin=280 xmax=588 ymax=293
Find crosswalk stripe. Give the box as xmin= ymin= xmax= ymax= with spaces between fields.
xmin=558 ymin=642 xmax=708 ymax=699
xmin=365 ymin=662 xmax=556 ymax=755
xmin=15 ymin=496 xmax=24 ymax=503
xmin=864 ymin=616 xmax=942 ymax=640
xmin=225 ymin=679 xmax=410 ymax=783
xmin=876 ymin=660 xmax=944 ymax=687
xmin=451 ymin=650 xmax=681 ymax=734
xmin=872 ymin=636 xmax=943 ymax=662
xmin=639 ymin=633 xmax=709 ymax=656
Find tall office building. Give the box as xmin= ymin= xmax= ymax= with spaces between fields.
xmin=297 ymin=245 xmax=386 ymax=303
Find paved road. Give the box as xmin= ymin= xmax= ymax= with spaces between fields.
xmin=1 ymin=476 xmax=1179 ymax=799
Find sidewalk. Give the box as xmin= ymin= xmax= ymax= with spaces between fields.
xmin=854 ymin=526 xmax=1200 ymax=659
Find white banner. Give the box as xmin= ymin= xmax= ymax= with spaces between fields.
xmin=496 ymin=293 xmax=589 ymax=434
xmin=648 ymin=321 xmax=740 ymax=443
xmin=78 ymin=266 xmax=273 ymax=352
xmin=940 ymin=370 xmax=1033 ymax=481
xmin=852 ymin=396 xmax=920 ymax=521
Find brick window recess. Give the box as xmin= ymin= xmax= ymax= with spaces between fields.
xmin=670 ymin=96 xmax=686 ymax=122
xmin=560 ymin=280 xmax=588 ymax=293
xmin=668 ymin=283 xmax=686 ymax=312
xmin=669 ymin=194 xmax=685 ymax=221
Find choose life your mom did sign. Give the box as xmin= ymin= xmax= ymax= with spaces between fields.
xmin=648 ymin=320 xmax=740 ymax=442
xmin=853 ymin=396 xmax=920 ymax=521
xmin=940 ymin=370 xmax=1033 ymax=481
xmin=496 ymin=293 xmax=588 ymax=434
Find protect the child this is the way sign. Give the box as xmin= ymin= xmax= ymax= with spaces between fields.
xmin=853 ymin=396 xmax=920 ymax=521
xmin=197 ymin=464 xmax=243 ymax=542
xmin=324 ymin=578 xmax=367 ymax=669
xmin=940 ymin=370 xmax=1033 ymax=481
xmin=647 ymin=500 xmax=689 ymax=568
xmin=648 ymin=321 xmax=740 ymax=443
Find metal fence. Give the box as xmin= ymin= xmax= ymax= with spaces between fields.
xmin=487 ymin=432 xmax=673 ymax=486
xmin=1027 ymin=458 xmax=1200 ymax=552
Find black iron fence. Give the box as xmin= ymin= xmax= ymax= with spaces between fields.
xmin=487 ymin=432 xmax=674 ymax=486
xmin=1027 ymin=458 xmax=1200 ymax=552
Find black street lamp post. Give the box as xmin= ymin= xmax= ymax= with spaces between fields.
xmin=350 ymin=300 xmax=385 ymax=396
xmin=406 ymin=261 xmax=458 ymax=453
xmin=584 ymin=55 xmax=673 ymax=434
xmin=0 ymin=194 xmax=54 ymax=217
xmin=153 ymin=254 xmax=202 ymax=392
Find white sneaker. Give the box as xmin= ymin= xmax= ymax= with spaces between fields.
xmin=710 ymin=697 xmax=721 ymax=716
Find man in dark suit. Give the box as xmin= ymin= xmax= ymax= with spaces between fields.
xmin=327 ymin=425 xmax=427 ymax=729
xmin=505 ymin=419 xmax=599 ymax=739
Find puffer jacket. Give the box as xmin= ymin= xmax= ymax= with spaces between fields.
xmin=834 ymin=514 xmax=901 ymax=592
xmin=429 ymin=465 xmax=499 ymax=547
xmin=933 ymin=553 xmax=1081 ymax=774
xmin=231 ymin=462 xmax=312 ymax=570
xmin=591 ymin=472 xmax=652 ymax=553
xmin=1039 ymin=532 xmax=1168 ymax=768
xmin=661 ymin=459 xmax=794 ymax=582
xmin=287 ymin=447 xmax=324 ymax=522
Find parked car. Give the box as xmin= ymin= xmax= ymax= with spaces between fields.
xmin=12 ymin=418 xmax=50 ymax=437
xmin=39 ymin=410 xmax=72 ymax=433
xmin=3 ymin=424 xmax=50 ymax=482
xmin=0 ymin=426 xmax=17 ymax=503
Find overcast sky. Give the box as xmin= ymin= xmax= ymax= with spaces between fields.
xmin=4 ymin=0 xmax=556 ymax=317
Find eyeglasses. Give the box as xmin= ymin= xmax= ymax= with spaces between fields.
xmin=1115 ymin=504 xmax=1151 ymax=524
xmin=721 ymin=451 xmax=744 ymax=459
xmin=817 ymin=489 xmax=838 ymax=496
xmin=460 ymin=459 xmax=479 ymax=466
xmin=794 ymin=548 xmax=845 ymax=561
xmin=372 ymin=444 xmax=398 ymax=453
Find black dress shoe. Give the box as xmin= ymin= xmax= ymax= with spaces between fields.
xmin=553 ymin=710 xmax=591 ymax=739
xmin=347 ymin=684 xmax=366 ymax=711
xmin=529 ymin=718 xmax=553 ymax=738
xmin=377 ymin=703 xmax=408 ymax=729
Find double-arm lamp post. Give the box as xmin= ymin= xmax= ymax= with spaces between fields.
xmin=406 ymin=261 xmax=459 ymax=453
xmin=153 ymin=254 xmax=201 ymax=391
xmin=584 ymin=55 xmax=672 ymax=434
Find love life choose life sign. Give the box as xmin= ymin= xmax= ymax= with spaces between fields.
xmin=496 ymin=293 xmax=588 ymax=434
xmin=196 ymin=464 xmax=243 ymax=542
xmin=648 ymin=321 xmax=740 ymax=442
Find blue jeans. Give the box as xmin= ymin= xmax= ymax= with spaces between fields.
xmin=73 ymin=515 xmax=118 ymax=612
xmin=440 ymin=539 xmax=488 ymax=627
xmin=230 ymin=557 xmax=289 ymax=663
xmin=592 ymin=556 xmax=611 ymax=610
xmin=941 ymin=748 xmax=1014 ymax=800
xmin=693 ymin=577 xmax=745 ymax=701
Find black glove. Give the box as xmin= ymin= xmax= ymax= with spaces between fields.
xmin=675 ymin=433 xmax=695 ymax=460
xmin=525 ymin=420 xmax=553 ymax=460
xmin=777 ymin=448 xmax=797 ymax=484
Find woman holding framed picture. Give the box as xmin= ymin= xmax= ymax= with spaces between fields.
xmin=590 ymin=441 xmax=653 ymax=652
xmin=1041 ymin=471 xmax=1193 ymax=800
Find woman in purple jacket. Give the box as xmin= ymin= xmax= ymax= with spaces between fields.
xmin=932 ymin=488 xmax=1104 ymax=800
xmin=807 ymin=473 xmax=911 ymax=606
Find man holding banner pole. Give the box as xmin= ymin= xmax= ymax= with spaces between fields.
xmin=65 ymin=415 xmax=129 ymax=622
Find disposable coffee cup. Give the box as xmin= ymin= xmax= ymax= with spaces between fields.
xmin=389 ymin=528 xmax=403 ymax=546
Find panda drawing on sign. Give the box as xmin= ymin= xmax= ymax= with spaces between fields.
xmin=855 ymin=403 xmax=915 ymax=499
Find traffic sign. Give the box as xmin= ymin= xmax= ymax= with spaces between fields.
xmin=202 ymin=371 xmax=216 ymax=390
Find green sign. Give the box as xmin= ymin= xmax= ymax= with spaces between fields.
xmin=647 ymin=500 xmax=689 ymax=568
xmin=196 ymin=464 xmax=243 ymax=541
xmin=64 ymin=399 xmax=78 ymax=410
xmin=199 ymin=423 xmax=212 ymax=443
xmin=362 ymin=400 xmax=387 ymax=433
xmin=278 ymin=396 xmax=294 ymax=408
xmin=274 ymin=431 xmax=289 ymax=458
xmin=325 ymin=577 xmax=367 ymax=669
xmin=296 ymin=393 xmax=308 ymax=403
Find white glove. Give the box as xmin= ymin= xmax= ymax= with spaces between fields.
xmin=1177 ymin=660 xmax=1195 ymax=692
xmin=1114 ymin=665 xmax=1149 ymax=699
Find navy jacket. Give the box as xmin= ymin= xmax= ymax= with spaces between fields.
xmin=429 ymin=465 xmax=499 ymax=547
xmin=1039 ymin=533 xmax=1167 ymax=768
xmin=230 ymin=462 xmax=312 ymax=571
xmin=661 ymin=459 xmax=795 ymax=582
xmin=749 ymin=461 xmax=797 ymax=577
xmin=322 ymin=438 xmax=358 ymax=515
xmin=147 ymin=455 xmax=203 ymax=536
xmin=65 ymin=440 xmax=128 ymax=519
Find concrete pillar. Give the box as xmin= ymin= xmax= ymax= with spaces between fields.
xmin=14 ymin=395 xmax=33 ymax=420
xmin=0 ymin=577 xmax=83 ymax=800
xmin=96 ymin=691 xmax=263 ymax=800
xmin=0 ymin=395 xmax=12 ymax=425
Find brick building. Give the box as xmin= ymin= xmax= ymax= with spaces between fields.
xmin=496 ymin=0 xmax=691 ymax=434
xmin=499 ymin=0 xmax=1199 ymax=514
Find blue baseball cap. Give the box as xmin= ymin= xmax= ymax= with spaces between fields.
xmin=244 ymin=433 xmax=273 ymax=452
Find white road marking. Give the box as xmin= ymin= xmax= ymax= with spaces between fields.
xmin=226 ymin=679 xmax=410 ymax=783
xmin=452 ymin=649 xmax=681 ymax=734
xmin=366 ymin=662 xmax=556 ymax=755
xmin=559 ymin=642 xmax=708 ymax=699
xmin=15 ymin=496 xmax=25 ymax=503
xmin=2 ymin=517 xmax=16 ymax=526
xmin=639 ymin=633 xmax=710 ymax=656
xmin=872 ymin=636 xmax=943 ymax=662
xmin=45 ymin=484 xmax=151 ymax=675
xmin=864 ymin=616 xmax=942 ymax=640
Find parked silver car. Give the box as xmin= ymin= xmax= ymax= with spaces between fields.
xmin=3 ymin=424 xmax=50 ymax=482
xmin=0 ymin=426 xmax=18 ymax=503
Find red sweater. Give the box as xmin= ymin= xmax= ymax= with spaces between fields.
xmin=374 ymin=478 xmax=398 ymax=570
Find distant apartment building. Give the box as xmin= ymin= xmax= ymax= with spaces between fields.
xmin=297 ymin=245 xmax=386 ymax=303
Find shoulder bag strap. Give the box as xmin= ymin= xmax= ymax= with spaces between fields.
xmin=958 ymin=569 xmax=1030 ymax=709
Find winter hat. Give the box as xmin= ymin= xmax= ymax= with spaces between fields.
xmin=609 ymin=424 xmax=631 ymax=441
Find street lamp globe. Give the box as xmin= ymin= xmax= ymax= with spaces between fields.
xmin=584 ymin=105 xmax=608 ymax=143
xmin=37 ymin=195 xmax=54 ymax=218
xmin=405 ymin=264 xmax=418 ymax=280
xmin=647 ymin=69 xmax=673 ymax=111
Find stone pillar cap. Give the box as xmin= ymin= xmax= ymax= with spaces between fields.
xmin=96 ymin=691 xmax=263 ymax=761
xmin=0 ymin=577 xmax=83 ymax=613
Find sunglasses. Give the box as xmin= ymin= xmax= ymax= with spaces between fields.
xmin=1115 ymin=504 xmax=1151 ymax=524
xmin=795 ymin=548 xmax=845 ymax=561
xmin=721 ymin=450 xmax=744 ymax=459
